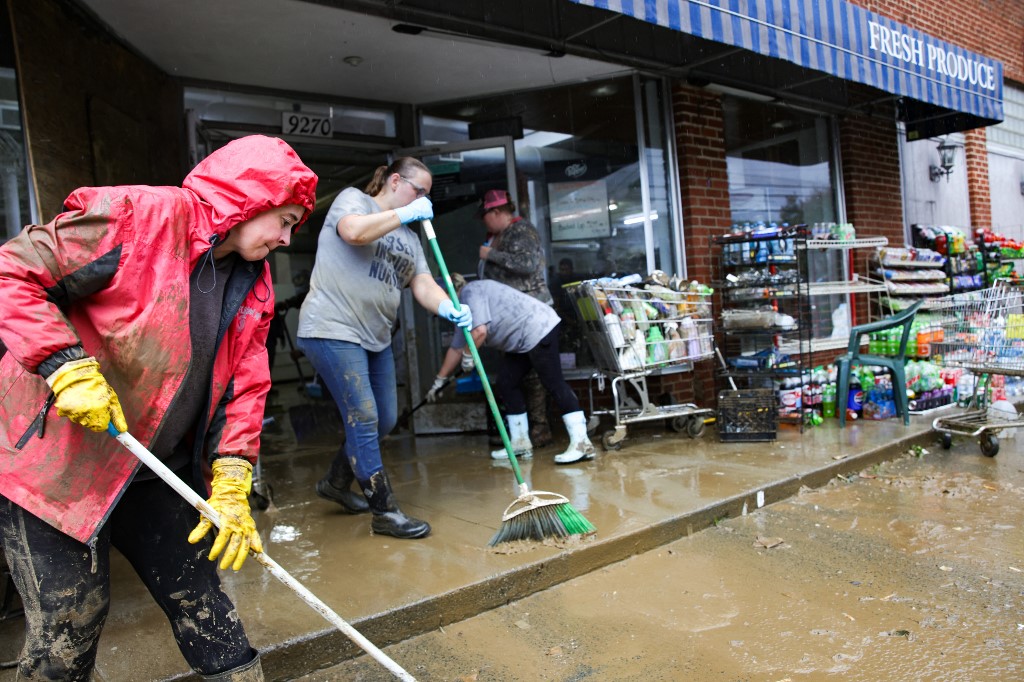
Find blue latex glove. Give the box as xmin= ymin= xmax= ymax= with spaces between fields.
xmin=394 ymin=197 xmax=433 ymax=224
xmin=438 ymin=299 xmax=472 ymax=329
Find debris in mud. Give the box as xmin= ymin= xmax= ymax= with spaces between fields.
xmin=882 ymin=629 xmax=913 ymax=640
xmin=514 ymin=620 xmax=530 ymax=630
xmin=546 ymin=646 xmax=563 ymax=656
xmin=754 ymin=535 xmax=785 ymax=549
xmin=458 ymin=673 xmax=479 ymax=682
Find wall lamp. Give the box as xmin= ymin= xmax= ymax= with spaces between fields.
xmin=929 ymin=138 xmax=957 ymax=182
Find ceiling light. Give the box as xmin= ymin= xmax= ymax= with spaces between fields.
xmin=623 ymin=211 xmax=658 ymax=226
xmin=342 ymin=56 xmax=363 ymax=67
xmin=591 ymin=83 xmax=619 ymax=97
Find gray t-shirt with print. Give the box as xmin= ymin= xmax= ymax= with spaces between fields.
xmin=298 ymin=187 xmax=430 ymax=352
xmin=451 ymin=280 xmax=559 ymax=354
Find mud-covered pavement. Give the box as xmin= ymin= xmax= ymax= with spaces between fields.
xmin=303 ymin=437 xmax=1024 ymax=681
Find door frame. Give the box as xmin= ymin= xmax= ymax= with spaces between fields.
xmin=392 ymin=136 xmax=518 ymax=434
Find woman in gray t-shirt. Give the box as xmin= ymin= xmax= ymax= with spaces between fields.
xmin=296 ymin=157 xmax=471 ymax=540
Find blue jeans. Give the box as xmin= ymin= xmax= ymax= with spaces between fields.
xmin=296 ymin=337 xmax=397 ymax=482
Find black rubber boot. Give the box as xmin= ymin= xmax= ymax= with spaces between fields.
xmin=202 ymin=651 xmax=264 ymax=681
xmin=361 ymin=470 xmax=431 ymax=539
xmin=316 ymin=446 xmax=369 ymax=514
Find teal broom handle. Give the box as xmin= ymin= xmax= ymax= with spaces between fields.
xmin=421 ymin=219 xmax=526 ymax=486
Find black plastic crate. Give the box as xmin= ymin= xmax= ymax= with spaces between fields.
xmin=717 ymin=389 xmax=777 ymax=442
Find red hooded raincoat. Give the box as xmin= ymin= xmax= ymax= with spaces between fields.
xmin=0 ymin=135 xmax=317 ymax=545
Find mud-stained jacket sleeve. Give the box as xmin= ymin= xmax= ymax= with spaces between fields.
xmin=206 ymin=283 xmax=274 ymax=465
xmin=0 ymin=196 xmax=127 ymax=373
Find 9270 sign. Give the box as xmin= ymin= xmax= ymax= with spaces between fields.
xmin=281 ymin=112 xmax=333 ymax=138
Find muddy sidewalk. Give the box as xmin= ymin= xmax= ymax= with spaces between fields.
xmin=309 ymin=436 xmax=1024 ymax=681
xmin=0 ymin=394 xmax=945 ymax=681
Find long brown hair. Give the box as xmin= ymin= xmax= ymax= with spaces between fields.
xmin=364 ymin=157 xmax=430 ymax=196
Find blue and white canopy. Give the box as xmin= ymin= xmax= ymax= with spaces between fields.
xmin=571 ymin=0 xmax=1003 ymax=134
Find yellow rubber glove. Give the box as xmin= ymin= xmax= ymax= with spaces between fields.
xmin=46 ymin=357 xmax=128 ymax=433
xmin=188 ymin=457 xmax=263 ymax=571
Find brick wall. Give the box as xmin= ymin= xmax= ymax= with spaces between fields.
xmin=838 ymin=109 xmax=905 ymax=245
xmin=668 ymin=84 xmax=732 ymax=407
xmin=9 ymin=0 xmax=184 ymax=218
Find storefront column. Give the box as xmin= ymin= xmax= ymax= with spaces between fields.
xmin=964 ymin=127 xmax=993 ymax=227
xmin=669 ymin=84 xmax=730 ymax=405
xmin=672 ymin=85 xmax=730 ymax=286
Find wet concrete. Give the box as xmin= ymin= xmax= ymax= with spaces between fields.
xmin=0 ymin=390 xmax=961 ymax=680
xmin=304 ymin=436 xmax=1024 ymax=681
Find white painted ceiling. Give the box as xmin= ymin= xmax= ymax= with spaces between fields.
xmin=79 ymin=0 xmax=627 ymax=105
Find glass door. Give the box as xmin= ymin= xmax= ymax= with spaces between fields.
xmin=393 ymin=137 xmax=517 ymax=434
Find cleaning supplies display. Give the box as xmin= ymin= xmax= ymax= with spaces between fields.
xmin=565 ymin=272 xmax=715 ymax=373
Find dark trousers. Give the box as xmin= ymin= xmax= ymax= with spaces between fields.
xmin=498 ymin=325 xmax=581 ymax=416
xmin=0 ymin=470 xmax=253 ymax=681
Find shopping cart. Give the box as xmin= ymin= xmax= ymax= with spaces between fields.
xmin=564 ymin=278 xmax=716 ymax=450
xmin=930 ymin=280 xmax=1024 ymax=457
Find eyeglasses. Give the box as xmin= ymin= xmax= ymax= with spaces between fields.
xmin=399 ymin=175 xmax=429 ymax=199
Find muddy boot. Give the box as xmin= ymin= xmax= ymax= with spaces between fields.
xmin=554 ymin=411 xmax=597 ymax=465
xmin=525 ymin=373 xmax=553 ymax=447
xmin=362 ymin=470 xmax=431 ymax=539
xmin=202 ymin=652 xmax=264 ymax=681
xmin=316 ymin=446 xmax=369 ymax=514
xmin=491 ymin=413 xmax=533 ymax=460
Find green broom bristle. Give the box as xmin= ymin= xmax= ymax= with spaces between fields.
xmin=488 ymin=502 xmax=595 ymax=546
xmin=554 ymin=502 xmax=596 ymax=536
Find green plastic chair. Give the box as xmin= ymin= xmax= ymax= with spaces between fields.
xmin=835 ymin=299 xmax=924 ymax=427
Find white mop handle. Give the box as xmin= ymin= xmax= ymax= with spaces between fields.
xmin=109 ymin=428 xmax=416 ymax=682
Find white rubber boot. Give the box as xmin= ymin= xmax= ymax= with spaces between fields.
xmin=490 ymin=413 xmax=533 ymax=460
xmin=554 ymin=411 xmax=597 ymax=465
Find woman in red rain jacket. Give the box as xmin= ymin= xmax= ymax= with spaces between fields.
xmin=0 ymin=134 xmax=317 ymax=682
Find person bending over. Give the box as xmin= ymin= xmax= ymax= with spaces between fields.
xmin=426 ymin=275 xmax=595 ymax=465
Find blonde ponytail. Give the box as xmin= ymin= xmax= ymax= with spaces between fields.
xmin=364 ymin=157 xmax=431 ymax=196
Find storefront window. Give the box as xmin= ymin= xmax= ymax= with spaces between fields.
xmin=418 ymin=75 xmax=681 ymax=366
xmin=723 ymin=96 xmax=845 ymax=340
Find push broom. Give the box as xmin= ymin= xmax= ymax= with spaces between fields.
xmin=421 ymin=218 xmax=595 ymax=546
xmin=105 ymin=424 xmax=417 ymax=682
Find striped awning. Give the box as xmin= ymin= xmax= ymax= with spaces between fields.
xmin=570 ymin=0 xmax=1004 ymax=133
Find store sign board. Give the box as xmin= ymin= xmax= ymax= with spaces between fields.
xmin=572 ymin=0 xmax=1004 ymax=127
xmin=546 ymin=159 xmax=613 ymax=242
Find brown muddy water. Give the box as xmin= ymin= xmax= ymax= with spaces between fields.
xmin=297 ymin=438 xmax=1024 ymax=682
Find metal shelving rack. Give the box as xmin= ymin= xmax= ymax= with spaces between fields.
xmin=713 ymin=227 xmax=812 ymax=432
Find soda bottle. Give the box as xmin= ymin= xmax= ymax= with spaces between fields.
xmin=869 ymin=332 xmax=881 ymax=355
xmin=917 ymin=327 xmax=930 ymax=357
xmin=822 ymin=383 xmax=836 ymax=418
